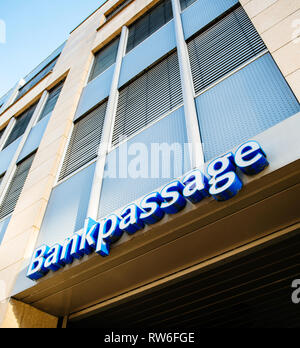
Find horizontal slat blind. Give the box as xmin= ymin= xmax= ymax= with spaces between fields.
xmin=126 ymin=0 xmax=173 ymax=53
xmin=3 ymin=103 xmax=38 ymax=149
xmin=0 ymin=154 xmax=35 ymax=220
xmin=112 ymin=50 xmax=182 ymax=147
xmin=16 ymin=57 xmax=59 ymax=102
xmin=59 ymin=101 xmax=108 ymax=181
xmin=180 ymin=0 xmax=197 ymax=11
xmin=38 ymin=81 xmax=64 ymax=122
xmin=89 ymin=37 xmax=120 ymax=82
xmin=188 ymin=6 xmax=266 ymax=94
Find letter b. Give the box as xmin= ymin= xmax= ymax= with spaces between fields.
xmin=27 ymin=245 xmax=50 ymax=280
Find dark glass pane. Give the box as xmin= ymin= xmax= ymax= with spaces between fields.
xmin=15 ymin=57 xmax=59 ymax=102
xmin=3 ymin=103 xmax=38 ymax=148
xmin=126 ymin=0 xmax=173 ymax=53
xmin=89 ymin=37 xmax=120 ymax=81
xmin=180 ymin=0 xmax=197 ymax=11
xmin=38 ymin=80 xmax=64 ymax=122
xmin=106 ymin=0 xmax=134 ymax=21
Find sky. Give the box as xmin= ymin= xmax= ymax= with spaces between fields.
xmin=0 ymin=0 xmax=107 ymax=97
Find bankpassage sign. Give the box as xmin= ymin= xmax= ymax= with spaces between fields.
xmin=27 ymin=141 xmax=269 ymax=280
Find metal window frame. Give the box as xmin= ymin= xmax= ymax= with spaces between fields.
xmin=126 ymin=0 xmax=173 ymax=54
xmin=88 ymin=36 xmax=121 ymax=83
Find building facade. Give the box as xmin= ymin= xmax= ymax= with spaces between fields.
xmin=0 ymin=0 xmax=299 ymax=328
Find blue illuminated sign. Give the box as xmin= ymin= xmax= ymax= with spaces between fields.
xmin=27 ymin=141 xmax=269 ymax=280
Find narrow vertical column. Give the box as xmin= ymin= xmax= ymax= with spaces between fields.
xmin=86 ymin=26 xmax=128 ymax=222
xmin=171 ymin=0 xmax=204 ymax=169
xmin=0 ymin=90 xmax=49 ymax=204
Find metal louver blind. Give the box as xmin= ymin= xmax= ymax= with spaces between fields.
xmin=0 ymin=154 xmax=35 ymax=220
xmin=38 ymin=81 xmax=64 ymax=122
xmin=112 ymin=50 xmax=182 ymax=147
xmin=59 ymin=101 xmax=108 ymax=181
xmin=89 ymin=37 xmax=120 ymax=82
xmin=3 ymin=102 xmax=38 ymax=149
xmin=16 ymin=57 xmax=59 ymax=102
xmin=188 ymin=6 xmax=267 ymax=94
xmin=180 ymin=0 xmax=197 ymax=11
xmin=126 ymin=0 xmax=173 ymax=53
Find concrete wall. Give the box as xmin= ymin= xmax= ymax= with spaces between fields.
xmin=1 ymin=299 xmax=57 ymax=328
xmin=240 ymin=0 xmax=300 ymax=102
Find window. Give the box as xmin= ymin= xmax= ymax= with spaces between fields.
xmin=126 ymin=0 xmax=173 ymax=53
xmin=0 ymin=174 xmax=4 ymax=187
xmin=187 ymin=6 xmax=266 ymax=94
xmin=58 ymin=100 xmax=108 ymax=181
xmin=180 ymin=0 xmax=197 ymax=11
xmin=15 ymin=56 xmax=59 ymax=102
xmin=0 ymin=153 xmax=35 ymax=220
xmin=38 ymin=80 xmax=65 ymax=122
xmin=3 ymin=102 xmax=38 ymax=149
xmin=105 ymin=0 xmax=134 ymax=21
xmin=89 ymin=37 xmax=120 ymax=82
xmin=112 ymin=50 xmax=182 ymax=147
xmin=0 ymin=127 xmax=5 ymax=143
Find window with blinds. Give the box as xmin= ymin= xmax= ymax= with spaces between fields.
xmin=3 ymin=102 xmax=38 ymax=149
xmin=38 ymin=80 xmax=64 ymax=122
xmin=0 ymin=127 xmax=5 ymax=143
xmin=105 ymin=0 xmax=134 ymax=21
xmin=112 ymin=50 xmax=182 ymax=147
xmin=180 ymin=0 xmax=197 ymax=11
xmin=15 ymin=56 xmax=59 ymax=102
xmin=126 ymin=0 xmax=173 ymax=53
xmin=0 ymin=154 xmax=35 ymax=220
xmin=58 ymin=100 xmax=108 ymax=181
xmin=89 ymin=37 xmax=120 ymax=82
xmin=187 ymin=6 xmax=267 ymax=95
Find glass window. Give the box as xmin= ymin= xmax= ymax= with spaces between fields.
xmin=59 ymin=100 xmax=108 ymax=181
xmin=89 ymin=37 xmax=120 ymax=82
xmin=3 ymin=102 xmax=38 ymax=149
xmin=113 ymin=50 xmax=182 ymax=147
xmin=38 ymin=80 xmax=65 ymax=122
xmin=187 ymin=7 xmax=266 ymax=94
xmin=0 ymin=127 xmax=6 ymax=143
xmin=15 ymin=57 xmax=59 ymax=102
xmin=0 ymin=154 xmax=35 ymax=220
xmin=126 ymin=0 xmax=173 ymax=53
xmin=106 ymin=0 xmax=134 ymax=21
xmin=180 ymin=0 xmax=197 ymax=11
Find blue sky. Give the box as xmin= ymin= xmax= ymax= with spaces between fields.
xmin=0 ymin=0 xmax=107 ymax=97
